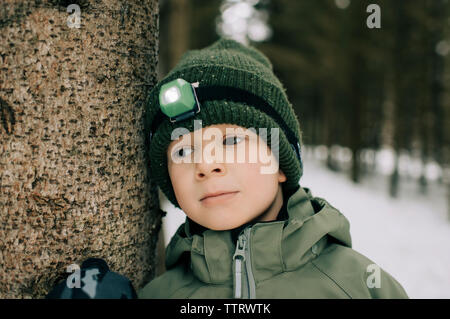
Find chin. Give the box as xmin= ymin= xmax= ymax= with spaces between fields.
xmin=206 ymin=222 xmax=241 ymax=231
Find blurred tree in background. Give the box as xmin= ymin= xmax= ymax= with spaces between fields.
xmin=158 ymin=0 xmax=450 ymax=217
xmin=159 ymin=0 xmax=221 ymax=74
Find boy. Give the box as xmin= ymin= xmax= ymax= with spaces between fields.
xmin=139 ymin=38 xmax=408 ymax=298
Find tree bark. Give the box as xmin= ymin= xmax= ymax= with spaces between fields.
xmin=0 ymin=0 xmax=159 ymax=298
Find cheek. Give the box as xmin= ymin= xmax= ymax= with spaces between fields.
xmin=239 ymin=162 xmax=279 ymax=196
xmin=169 ymin=166 xmax=192 ymax=202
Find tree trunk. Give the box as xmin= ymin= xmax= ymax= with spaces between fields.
xmin=0 ymin=0 xmax=159 ymax=298
xmin=322 ymin=84 xmax=337 ymax=171
xmin=347 ymin=0 xmax=368 ymax=184
xmin=389 ymin=152 xmax=400 ymax=198
xmin=167 ymin=0 xmax=190 ymax=69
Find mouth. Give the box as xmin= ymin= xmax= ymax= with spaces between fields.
xmin=200 ymin=191 xmax=239 ymax=203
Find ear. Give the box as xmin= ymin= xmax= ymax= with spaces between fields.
xmin=278 ymin=169 xmax=287 ymax=183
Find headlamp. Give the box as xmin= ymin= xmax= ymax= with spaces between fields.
xmin=158 ymin=78 xmax=200 ymax=123
xmin=152 ymin=82 xmax=302 ymax=163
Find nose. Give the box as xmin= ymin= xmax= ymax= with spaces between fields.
xmin=195 ymin=150 xmax=226 ymax=180
xmin=195 ymin=161 xmax=226 ymax=180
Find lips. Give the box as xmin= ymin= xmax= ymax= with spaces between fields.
xmin=200 ymin=191 xmax=239 ymax=201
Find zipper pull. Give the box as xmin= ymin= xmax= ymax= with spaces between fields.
xmin=233 ymin=234 xmax=247 ymax=299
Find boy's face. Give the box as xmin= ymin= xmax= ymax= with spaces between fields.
xmin=167 ymin=124 xmax=286 ymax=231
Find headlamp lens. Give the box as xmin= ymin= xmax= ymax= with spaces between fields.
xmin=159 ymin=78 xmax=199 ymax=120
xmin=162 ymin=86 xmax=181 ymax=104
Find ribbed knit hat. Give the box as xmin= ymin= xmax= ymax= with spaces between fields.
xmin=145 ymin=38 xmax=303 ymax=209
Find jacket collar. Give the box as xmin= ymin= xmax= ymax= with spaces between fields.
xmin=165 ymin=186 xmax=352 ymax=284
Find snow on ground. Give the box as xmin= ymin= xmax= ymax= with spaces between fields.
xmin=301 ymin=148 xmax=450 ymax=299
xmin=160 ymin=146 xmax=450 ymax=299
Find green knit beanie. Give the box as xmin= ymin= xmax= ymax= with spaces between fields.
xmin=145 ymin=38 xmax=303 ymax=209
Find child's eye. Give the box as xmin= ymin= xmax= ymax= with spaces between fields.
xmin=172 ymin=146 xmax=193 ymax=159
xmin=223 ymin=135 xmax=244 ymax=146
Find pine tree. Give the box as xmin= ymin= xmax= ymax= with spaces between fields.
xmin=0 ymin=0 xmax=159 ymax=298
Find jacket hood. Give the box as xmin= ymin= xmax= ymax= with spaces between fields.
xmin=164 ymin=186 xmax=352 ymax=284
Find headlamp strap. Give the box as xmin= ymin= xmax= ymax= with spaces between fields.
xmin=151 ymin=85 xmax=301 ymax=161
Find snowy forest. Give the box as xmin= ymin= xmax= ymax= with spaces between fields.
xmin=159 ymin=0 xmax=450 ymax=208
xmin=157 ymin=0 xmax=450 ymax=298
xmin=1 ymin=0 xmax=449 ymax=299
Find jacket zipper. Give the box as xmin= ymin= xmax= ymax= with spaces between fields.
xmin=232 ymin=227 xmax=256 ymax=299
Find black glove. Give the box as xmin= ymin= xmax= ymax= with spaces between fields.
xmin=46 ymin=258 xmax=137 ymax=299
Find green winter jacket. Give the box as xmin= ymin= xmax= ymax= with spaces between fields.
xmin=139 ymin=187 xmax=408 ymax=299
